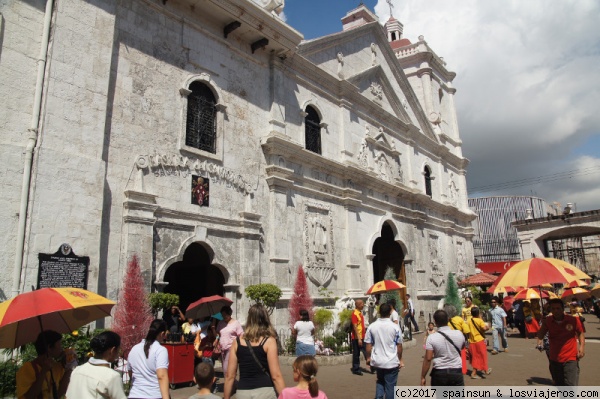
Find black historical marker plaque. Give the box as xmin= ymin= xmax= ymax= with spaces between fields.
xmin=37 ymin=244 xmax=89 ymax=289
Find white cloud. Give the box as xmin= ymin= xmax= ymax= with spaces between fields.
xmin=375 ymin=0 xmax=600 ymax=211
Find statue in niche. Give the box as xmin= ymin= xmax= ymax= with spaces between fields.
xmin=429 ymin=236 xmax=445 ymax=287
xmin=358 ymin=137 xmax=369 ymax=167
xmin=371 ymin=43 xmax=378 ymax=66
xmin=311 ymin=215 xmax=327 ymax=257
xmin=337 ymin=52 xmax=344 ymax=79
xmin=397 ymin=157 xmax=404 ymax=183
xmin=377 ymin=153 xmax=392 ymax=182
xmin=448 ymin=174 xmax=458 ymax=205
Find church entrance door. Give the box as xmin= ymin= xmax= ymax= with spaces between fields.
xmin=371 ymin=223 xmax=406 ymax=308
xmin=163 ymin=243 xmax=225 ymax=314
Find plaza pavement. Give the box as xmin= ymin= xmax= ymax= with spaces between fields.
xmin=171 ymin=318 xmax=600 ymax=399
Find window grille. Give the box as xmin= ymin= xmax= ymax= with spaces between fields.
xmin=304 ymin=106 xmax=321 ymax=154
xmin=424 ymin=166 xmax=432 ymax=197
xmin=186 ymin=82 xmax=217 ymax=153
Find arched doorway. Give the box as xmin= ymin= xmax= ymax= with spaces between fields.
xmin=163 ymin=243 xmax=225 ymax=312
xmin=372 ymin=223 xmax=406 ymax=306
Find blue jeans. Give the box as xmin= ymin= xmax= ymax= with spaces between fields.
xmin=296 ymin=341 xmax=316 ymax=356
xmin=492 ymin=327 xmax=507 ymax=351
xmin=375 ymin=367 xmax=399 ymax=399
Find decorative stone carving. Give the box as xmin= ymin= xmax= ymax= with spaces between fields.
xmin=370 ymin=82 xmax=383 ymax=103
xmin=428 ymin=235 xmax=445 ymax=287
xmin=337 ymin=52 xmax=344 ymax=79
xmin=376 ymin=152 xmax=392 ymax=182
xmin=357 ymin=137 xmax=369 ymax=168
xmin=371 ymin=43 xmax=378 ymax=66
xmin=250 ymin=0 xmax=284 ymax=13
xmin=304 ymin=202 xmax=336 ymax=287
xmin=448 ymin=173 xmax=458 ymax=206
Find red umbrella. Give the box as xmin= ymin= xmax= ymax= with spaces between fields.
xmin=365 ymin=280 xmax=406 ymax=295
xmin=185 ymin=295 xmax=232 ymax=320
xmin=0 ymin=287 xmax=115 ymax=348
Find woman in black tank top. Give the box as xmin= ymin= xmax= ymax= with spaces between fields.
xmin=224 ymin=304 xmax=285 ymax=399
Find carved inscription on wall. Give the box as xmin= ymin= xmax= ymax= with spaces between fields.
xmin=135 ymin=153 xmax=254 ymax=194
xmin=303 ymin=202 xmax=336 ymax=287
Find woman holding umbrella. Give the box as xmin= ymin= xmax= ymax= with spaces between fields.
xmin=16 ymin=330 xmax=72 ymax=399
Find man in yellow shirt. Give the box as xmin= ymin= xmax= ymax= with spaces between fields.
xmin=351 ymin=299 xmax=367 ymax=375
xmin=462 ymin=297 xmax=474 ymax=322
xmin=16 ymin=330 xmax=71 ymax=399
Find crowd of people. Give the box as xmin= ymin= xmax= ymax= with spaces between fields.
xmin=14 ymin=292 xmax=590 ymax=399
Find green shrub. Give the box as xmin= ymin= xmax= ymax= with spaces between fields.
xmin=245 ymin=284 xmax=282 ymax=313
xmin=313 ymin=308 xmax=333 ymax=334
xmin=148 ymin=292 xmax=180 ymax=315
xmin=0 ymin=359 xmax=19 ymax=397
xmin=285 ymin=336 xmax=296 ymax=355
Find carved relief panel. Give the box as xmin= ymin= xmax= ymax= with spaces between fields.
xmin=356 ymin=125 xmax=404 ymax=184
xmin=428 ymin=234 xmax=445 ymax=287
xmin=303 ymin=202 xmax=336 ymax=287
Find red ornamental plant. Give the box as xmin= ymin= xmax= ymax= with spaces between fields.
xmin=112 ymin=254 xmax=153 ymax=358
xmin=289 ymin=265 xmax=314 ymax=327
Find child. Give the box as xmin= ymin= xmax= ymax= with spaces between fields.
xmin=188 ymin=362 xmax=219 ymax=399
xmin=278 ymin=355 xmax=328 ymax=399
xmin=423 ymin=322 xmax=436 ymax=349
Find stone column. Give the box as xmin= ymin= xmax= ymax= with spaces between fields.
xmin=269 ymin=54 xmax=287 ymax=136
xmin=122 ymin=190 xmax=158 ymax=290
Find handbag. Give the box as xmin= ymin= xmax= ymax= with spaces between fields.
xmin=244 ymin=338 xmax=278 ymax=397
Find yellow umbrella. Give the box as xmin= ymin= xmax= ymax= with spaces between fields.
xmin=0 ymin=287 xmax=115 ymax=348
xmin=365 ymin=280 xmax=406 ymax=295
xmin=590 ymin=283 xmax=600 ymax=298
xmin=561 ymin=287 xmax=591 ymax=301
xmin=565 ymin=279 xmax=589 ymax=288
xmin=492 ymin=257 xmax=590 ymax=288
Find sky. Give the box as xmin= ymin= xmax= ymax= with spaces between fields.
xmin=281 ymin=0 xmax=600 ymax=212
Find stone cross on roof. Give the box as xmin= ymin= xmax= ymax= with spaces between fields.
xmin=386 ymin=0 xmax=394 ymax=18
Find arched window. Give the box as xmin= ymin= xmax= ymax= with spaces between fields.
xmin=186 ymin=82 xmax=217 ymax=153
xmin=304 ymin=105 xmax=321 ymax=154
xmin=424 ymin=166 xmax=432 ymax=197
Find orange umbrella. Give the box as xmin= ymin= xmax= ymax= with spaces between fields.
xmin=491 ymin=257 xmax=590 ymax=288
xmin=561 ymin=287 xmax=591 ymax=301
xmin=0 ymin=287 xmax=115 ymax=348
xmin=365 ymin=280 xmax=406 ymax=295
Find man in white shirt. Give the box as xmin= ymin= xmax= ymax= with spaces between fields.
xmin=404 ymin=294 xmax=419 ymax=333
xmin=365 ymin=303 xmax=403 ymax=399
xmin=387 ymin=299 xmax=399 ymax=325
xmin=421 ymin=309 xmax=465 ymax=386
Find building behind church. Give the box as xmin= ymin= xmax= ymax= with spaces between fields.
xmin=0 ymin=0 xmax=476 ymax=327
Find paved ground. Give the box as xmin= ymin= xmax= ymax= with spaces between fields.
xmin=171 ymin=318 xmax=600 ymax=399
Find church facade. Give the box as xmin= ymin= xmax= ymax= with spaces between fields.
xmin=0 ymin=0 xmax=476 ymax=326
